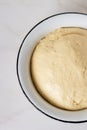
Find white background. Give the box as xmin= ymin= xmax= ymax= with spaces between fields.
xmin=0 ymin=0 xmax=87 ymax=129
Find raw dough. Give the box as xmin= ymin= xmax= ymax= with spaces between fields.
xmin=31 ymin=27 xmax=87 ymax=110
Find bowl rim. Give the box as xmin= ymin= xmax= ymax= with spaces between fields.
xmin=16 ymin=12 xmax=87 ymax=123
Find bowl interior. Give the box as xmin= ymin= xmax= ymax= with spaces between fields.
xmin=17 ymin=13 xmax=87 ymax=122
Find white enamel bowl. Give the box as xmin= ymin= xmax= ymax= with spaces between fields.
xmin=17 ymin=12 xmax=87 ymax=123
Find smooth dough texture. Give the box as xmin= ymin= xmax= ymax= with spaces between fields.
xmin=31 ymin=27 xmax=87 ymax=110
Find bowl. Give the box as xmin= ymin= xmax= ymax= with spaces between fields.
xmin=17 ymin=12 xmax=87 ymax=123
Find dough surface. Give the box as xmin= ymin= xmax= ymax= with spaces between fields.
xmin=31 ymin=27 xmax=87 ymax=110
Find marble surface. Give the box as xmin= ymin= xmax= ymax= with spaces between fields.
xmin=1 ymin=0 xmax=87 ymax=129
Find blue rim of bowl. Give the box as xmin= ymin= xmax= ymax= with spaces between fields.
xmin=16 ymin=12 xmax=87 ymax=123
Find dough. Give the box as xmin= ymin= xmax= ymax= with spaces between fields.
xmin=31 ymin=27 xmax=87 ymax=110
